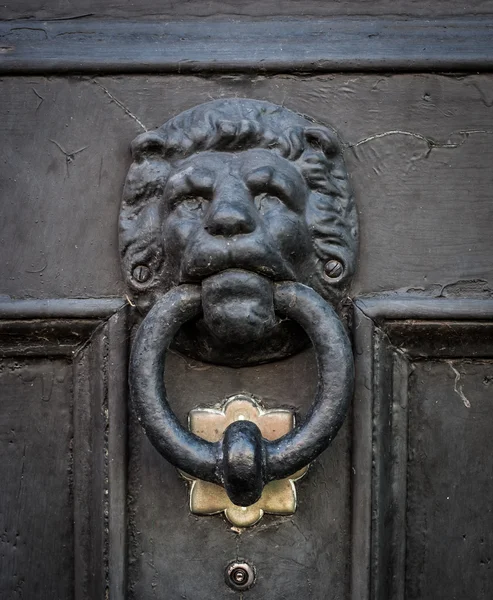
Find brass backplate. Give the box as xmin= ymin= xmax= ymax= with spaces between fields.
xmin=183 ymin=394 xmax=307 ymax=527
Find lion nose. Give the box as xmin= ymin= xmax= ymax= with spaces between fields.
xmin=204 ymin=197 xmax=257 ymax=237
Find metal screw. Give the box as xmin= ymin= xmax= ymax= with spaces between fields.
xmin=132 ymin=264 xmax=151 ymax=283
xmin=231 ymin=567 xmax=248 ymax=585
xmin=225 ymin=561 xmax=255 ymax=591
xmin=324 ymin=259 xmax=344 ymax=279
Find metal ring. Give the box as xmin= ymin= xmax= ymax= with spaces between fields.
xmin=129 ymin=281 xmax=353 ymax=506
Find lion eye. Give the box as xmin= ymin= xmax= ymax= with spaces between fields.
xmin=254 ymin=193 xmax=283 ymax=214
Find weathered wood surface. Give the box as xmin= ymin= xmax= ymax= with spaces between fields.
xmin=1 ymin=74 xmax=492 ymax=300
xmin=1 ymin=18 xmax=493 ymax=74
xmin=407 ymin=360 xmax=493 ymax=599
xmin=352 ymin=300 xmax=493 ymax=600
xmin=2 ymin=0 xmax=493 ymax=20
xmin=1 ymin=35 xmax=493 ymax=599
xmin=0 ymin=306 xmax=128 ymax=600
xmin=0 ymin=359 xmax=74 ymax=599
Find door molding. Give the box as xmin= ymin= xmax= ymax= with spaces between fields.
xmin=351 ymin=296 xmax=493 ymax=600
xmin=0 ymin=298 xmax=128 ymax=600
xmin=1 ymin=18 xmax=492 ymax=74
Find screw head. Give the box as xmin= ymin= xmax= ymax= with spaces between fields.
xmin=232 ymin=567 xmax=248 ymax=585
xmin=324 ymin=259 xmax=344 ymax=280
xmin=132 ymin=264 xmax=151 ymax=283
xmin=225 ymin=561 xmax=255 ymax=591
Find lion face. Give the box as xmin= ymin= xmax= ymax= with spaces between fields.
xmin=164 ymin=150 xmax=311 ymax=279
xmin=120 ymin=99 xmax=357 ymax=366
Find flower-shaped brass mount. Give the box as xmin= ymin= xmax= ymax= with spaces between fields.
xmin=183 ymin=394 xmax=307 ymax=527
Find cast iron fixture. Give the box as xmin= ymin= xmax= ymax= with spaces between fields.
xmin=121 ymin=98 xmax=358 ymax=507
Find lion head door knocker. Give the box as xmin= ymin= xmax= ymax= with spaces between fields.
xmin=120 ymin=99 xmax=358 ymax=525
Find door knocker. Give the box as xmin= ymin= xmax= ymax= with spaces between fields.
xmin=120 ymin=99 xmax=358 ymax=516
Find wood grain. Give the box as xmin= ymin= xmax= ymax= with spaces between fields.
xmin=0 ymin=19 xmax=492 ymax=74
xmin=0 ymin=359 xmax=74 ymax=599
xmin=2 ymin=0 xmax=493 ymax=21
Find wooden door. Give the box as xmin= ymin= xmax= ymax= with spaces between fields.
xmin=1 ymin=2 xmax=493 ymax=599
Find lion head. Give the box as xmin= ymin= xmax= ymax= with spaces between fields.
xmin=120 ymin=98 xmax=357 ymax=366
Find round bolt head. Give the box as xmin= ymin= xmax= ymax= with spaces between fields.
xmin=232 ymin=568 xmax=248 ymax=584
xmin=324 ymin=259 xmax=344 ymax=280
xmin=132 ymin=264 xmax=151 ymax=283
xmin=225 ymin=561 xmax=256 ymax=591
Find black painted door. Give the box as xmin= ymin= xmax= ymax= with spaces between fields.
xmin=1 ymin=2 xmax=493 ymax=599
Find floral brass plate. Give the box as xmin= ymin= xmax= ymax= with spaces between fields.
xmin=183 ymin=394 xmax=307 ymax=527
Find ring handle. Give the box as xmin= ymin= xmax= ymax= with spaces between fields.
xmin=129 ymin=282 xmax=354 ymax=506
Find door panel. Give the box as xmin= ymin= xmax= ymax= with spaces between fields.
xmin=1 ymin=11 xmax=493 ymax=599
xmin=353 ymin=301 xmax=493 ymax=600
xmin=0 ymin=304 xmax=127 ymax=600
xmin=129 ymin=349 xmax=350 ymax=599
xmin=406 ymin=360 xmax=493 ymax=599
xmin=1 ymin=75 xmax=493 ymax=300
xmin=0 ymin=358 xmax=73 ymax=599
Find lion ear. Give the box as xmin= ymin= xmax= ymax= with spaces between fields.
xmin=131 ymin=132 xmax=167 ymax=161
xmin=303 ymin=126 xmax=339 ymax=158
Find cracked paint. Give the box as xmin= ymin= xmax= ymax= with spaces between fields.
xmin=93 ymin=79 xmax=148 ymax=132
xmin=448 ymin=361 xmax=471 ymax=408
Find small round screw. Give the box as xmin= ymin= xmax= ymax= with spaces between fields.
xmin=232 ymin=567 xmax=248 ymax=585
xmin=225 ymin=561 xmax=255 ymax=591
xmin=132 ymin=264 xmax=151 ymax=283
xmin=324 ymin=259 xmax=344 ymax=279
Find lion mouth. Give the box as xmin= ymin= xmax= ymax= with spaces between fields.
xmin=180 ymin=260 xmax=296 ymax=284
xmin=178 ymin=236 xmax=297 ymax=284
xmin=200 ymin=269 xmax=278 ymax=346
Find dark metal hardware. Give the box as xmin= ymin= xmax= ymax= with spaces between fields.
xmin=225 ymin=561 xmax=256 ymax=591
xmin=123 ymin=98 xmax=357 ymax=508
xmin=129 ymin=281 xmax=353 ymax=506
xmin=324 ymin=258 xmax=344 ymax=279
xmin=132 ymin=264 xmax=151 ymax=283
xmin=120 ymin=98 xmax=358 ymax=367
